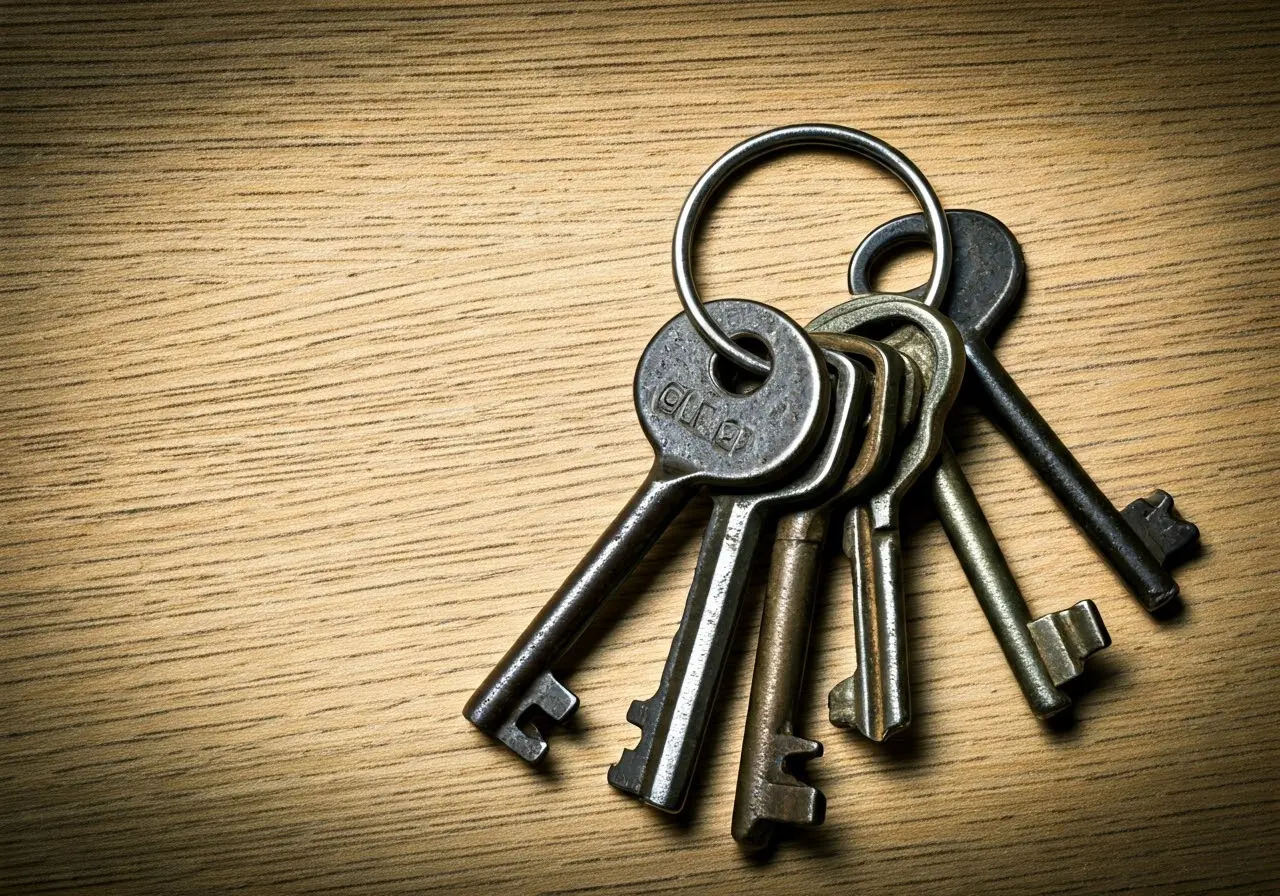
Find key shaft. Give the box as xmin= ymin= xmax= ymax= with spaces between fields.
xmin=931 ymin=440 xmax=1110 ymax=717
xmin=463 ymin=468 xmax=694 ymax=761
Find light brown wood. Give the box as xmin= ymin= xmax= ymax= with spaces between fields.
xmin=3 ymin=2 xmax=1278 ymax=892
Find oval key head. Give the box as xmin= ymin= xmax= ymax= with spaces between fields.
xmin=636 ymin=299 xmax=830 ymax=487
xmin=848 ymin=209 xmax=1025 ymax=345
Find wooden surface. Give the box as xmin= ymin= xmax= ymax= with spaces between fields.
xmin=3 ymin=2 xmax=1279 ymax=893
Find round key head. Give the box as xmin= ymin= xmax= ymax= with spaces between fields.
xmin=635 ymin=299 xmax=830 ymax=487
xmin=847 ymin=209 xmax=1025 ymax=344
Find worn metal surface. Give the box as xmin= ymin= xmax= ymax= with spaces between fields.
xmin=731 ymin=333 xmax=904 ymax=852
xmin=670 ymin=123 xmax=952 ymax=376
xmin=849 ymin=209 xmax=1200 ymax=611
xmin=931 ymin=440 xmax=1111 ymax=718
xmin=809 ymin=297 xmax=966 ymax=740
xmin=608 ymin=352 xmax=865 ymax=814
xmin=463 ymin=300 xmax=831 ymax=762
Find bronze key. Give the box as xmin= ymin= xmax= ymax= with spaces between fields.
xmin=731 ymin=333 xmax=904 ymax=851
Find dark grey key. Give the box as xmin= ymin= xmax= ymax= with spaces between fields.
xmin=849 ymin=210 xmax=1199 ymax=611
xmin=608 ymin=350 xmax=865 ymax=813
xmin=464 ymin=300 xmax=832 ymax=763
xmin=732 ymin=333 xmax=903 ymax=851
xmin=809 ymin=297 xmax=966 ymax=741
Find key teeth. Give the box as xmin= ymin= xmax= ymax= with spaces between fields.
xmin=1122 ymin=489 xmax=1200 ymax=567
xmin=1028 ymin=600 xmax=1112 ymax=688
xmin=827 ymin=676 xmax=860 ymax=729
xmin=760 ymin=732 xmax=825 ymax=825
xmin=756 ymin=780 xmax=827 ymax=829
xmin=527 ymin=670 xmax=579 ymax=723
xmin=827 ymin=676 xmax=908 ymax=741
xmin=496 ymin=720 xmax=549 ymax=764
xmin=606 ymin=748 xmax=644 ymax=796
xmin=625 ymin=698 xmax=649 ymax=727
xmin=493 ymin=672 xmax=579 ymax=765
xmin=771 ymin=732 xmax=823 ymax=771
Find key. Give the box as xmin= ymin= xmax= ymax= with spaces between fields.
xmin=931 ymin=438 xmax=1111 ymax=717
xmin=849 ymin=209 xmax=1200 ymax=611
xmin=732 ymin=333 xmax=904 ymax=851
xmin=464 ymin=300 xmax=833 ymax=763
xmin=809 ymin=295 xmax=966 ymax=741
xmin=608 ymin=350 xmax=866 ymax=813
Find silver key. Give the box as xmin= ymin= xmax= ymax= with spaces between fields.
xmin=464 ymin=300 xmax=832 ymax=763
xmin=809 ymin=296 xmax=965 ymax=741
xmin=608 ymin=350 xmax=866 ymax=812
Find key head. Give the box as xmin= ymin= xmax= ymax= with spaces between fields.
xmin=635 ymin=299 xmax=830 ymax=488
xmin=848 ymin=209 xmax=1025 ymax=344
xmin=809 ymin=296 xmax=965 ymax=526
xmin=776 ymin=332 xmax=904 ymax=544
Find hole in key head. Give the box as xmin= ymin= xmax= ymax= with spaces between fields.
xmin=709 ymin=333 xmax=772 ymax=396
xmin=864 ymin=243 xmax=931 ymax=296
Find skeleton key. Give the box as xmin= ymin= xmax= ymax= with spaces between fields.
xmin=850 ymin=210 xmax=1199 ymax=611
xmin=809 ymin=296 xmax=966 ymax=741
xmin=732 ymin=333 xmax=904 ymax=851
xmin=464 ymin=300 xmax=832 ymax=763
xmin=608 ymin=350 xmax=865 ymax=813
xmin=931 ymin=438 xmax=1111 ymax=717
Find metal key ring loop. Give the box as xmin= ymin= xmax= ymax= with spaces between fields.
xmin=673 ymin=123 xmax=952 ymax=376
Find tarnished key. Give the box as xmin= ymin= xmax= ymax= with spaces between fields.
xmin=809 ymin=296 xmax=966 ymax=741
xmin=732 ymin=333 xmax=903 ymax=851
xmin=931 ymin=439 xmax=1111 ymax=717
xmin=850 ymin=209 xmax=1199 ymax=611
xmin=464 ymin=300 xmax=832 ymax=763
xmin=893 ymin=334 xmax=1112 ymax=719
xmin=608 ymin=350 xmax=865 ymax=813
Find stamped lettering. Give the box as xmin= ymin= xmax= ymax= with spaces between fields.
xmin=654 ymin=381 xmax=754 ymax=455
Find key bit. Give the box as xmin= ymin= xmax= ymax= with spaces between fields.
xmin=498 ymin=671 xmax=579 ymax=763
xmin=746 ymin=731 xmax=827 ymax=829
xmin=1028 ymin=602 xmax=1111 ymax=687
xmin=1122 ymin=489 xmax=1200 ymax=568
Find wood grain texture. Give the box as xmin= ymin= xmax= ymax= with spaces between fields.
xmin=2 ymin=1 xmax=1278 ymax=892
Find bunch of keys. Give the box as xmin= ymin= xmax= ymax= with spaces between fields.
xmin=463 ymin=125 xmax=1200 ymax=851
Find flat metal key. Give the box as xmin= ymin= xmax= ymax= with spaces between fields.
xmin=850 ymin=210 xmax=1199 ymax=611
xmin=608 ymin=350 xmax=865 ymax=813
xmin=809 ymin=296 xmax=966 ymax=741
xmin=931 ymin=438 xmax=1111 ymax=717
xmin=464 ymin=300 xmax=832 ymax=763
xmin=732 ymin=333 xmax=903 ymax=851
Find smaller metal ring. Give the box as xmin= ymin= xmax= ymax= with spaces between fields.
xmin=673 ymin=124 xmax=951 ymax=376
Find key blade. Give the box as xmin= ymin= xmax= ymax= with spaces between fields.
xmin=1027 ymin=601 xmax=1111 ymax=688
